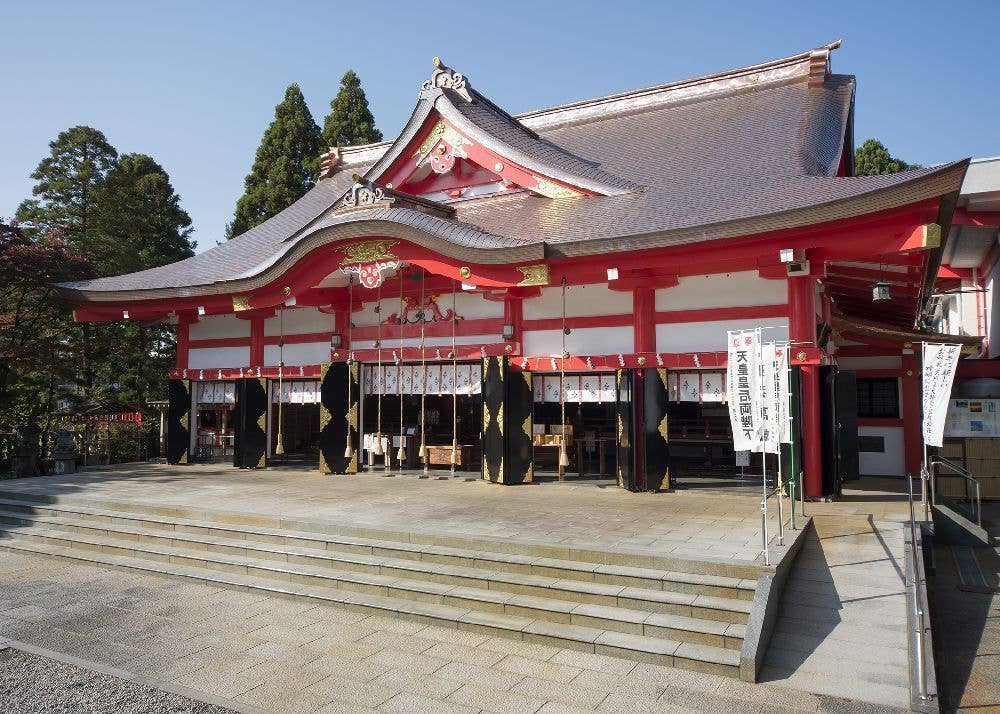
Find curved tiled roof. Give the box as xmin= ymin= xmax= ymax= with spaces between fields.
xmin=59 ymin=44 xmax=968 ymax=303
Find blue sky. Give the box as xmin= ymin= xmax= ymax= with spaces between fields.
xmin=2 ymin=1 xmax=997 ymax=253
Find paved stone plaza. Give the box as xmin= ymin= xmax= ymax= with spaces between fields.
xmin=0 ymin=464 xmax=774 ymax=562
xmin=0 ymin=465 xmax=921 ymax=712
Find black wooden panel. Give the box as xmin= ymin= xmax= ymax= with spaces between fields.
xmin=166 ymin=379 xmax=190 ymax=465
xmin=616 ymin=370 xmax=635 ymax=491
xmin=641 ymin=368 xmax=671 ymax=492
xmin=318 ymin=362 xmax=358 ymax=474
xmin=835 ymin=369 xmax=859 ymax=484
xmin=481 ymin=356 xmax=505 ymax=483
xmin=504 ymin=369 xmax=533 ymax=485
xmin=234 ymin=378 xmax=268 ymax=469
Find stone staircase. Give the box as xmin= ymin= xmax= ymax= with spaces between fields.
xmin=0 ymin=491 xmax=765 ymax=678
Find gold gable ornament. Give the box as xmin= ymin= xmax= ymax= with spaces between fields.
xmin=340 ymin=239 xmax=399 ymax=265
xmin=516 ymin=264 xmax=549 ymax=287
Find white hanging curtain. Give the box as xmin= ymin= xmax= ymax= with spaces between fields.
xmin=197 ymin=381 xmax=236 ymax=405
xmin=667 ymin=371 xmax=726 ymax=403
xmin=532 ymin=373 xmax=617 ymax=403
xmin=361 ymin=364 xmax=482 ymax=396
xmin=270 ymin=380 xmax=321 ymax=404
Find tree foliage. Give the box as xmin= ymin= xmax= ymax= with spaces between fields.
xmin=854 ymin=138 xmax=918 ymax=176
xmin=15 ymin=126 xmax=118 ymax=250
xmin=4 ymin=125 xmax=197 ymax=469
xmin=93 ymin=153 xmax=194 ymax=275
xmin=0 ymin=221 xmax=95 ymax=452
xmin=227 ymin=84 xmax=323 ymax=239
xmin=322 ymin=70 xmax=383 ymax=148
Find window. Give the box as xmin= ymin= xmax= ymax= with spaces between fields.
xmin=856 ymin=378 xmax=900 ymax=419
xmin=858 ymin=435 xmax=886 ymax=453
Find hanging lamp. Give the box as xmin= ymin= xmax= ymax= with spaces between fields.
xmin=559 ymin=277 xmax=570 ymax=471
xmin=344 ymin=274 xmax=355 ymax=460
xmin=396 ymin=269 xmax=407 ymax=464
xmin=374 ymin=280 xmax=385 ymax=459
xmin=872 ymin=256 xmax=892 ymax=302
xmin=275 ymin=304 xmax=286 ymax=456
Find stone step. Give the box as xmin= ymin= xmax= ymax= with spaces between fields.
xmin=0 ymin=491 xmax=764 ymax=579
xmin=0 ymin=509 xmax=753 ymax=609
xmin=0 ymin=535 xmax=741 ymax=678
xmin=0 ymin=523 xmax=750 ymax=637
xmin=0 ymin=500 xmax=757 ymax=599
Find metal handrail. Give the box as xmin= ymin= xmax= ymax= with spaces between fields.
xmin=929 ymin=456 xmax=982 ymax=527
xmin=907 ymin=472 xmax=931 ymax=703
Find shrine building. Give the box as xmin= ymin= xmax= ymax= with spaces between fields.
xmin=57 ymin=42 xmax=978 ymax=498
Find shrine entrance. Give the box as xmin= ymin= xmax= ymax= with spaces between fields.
xmin=530 ymin=372 xmax=618 ymax=479
xmin=359 ymin=363 xmax=483 ymax=473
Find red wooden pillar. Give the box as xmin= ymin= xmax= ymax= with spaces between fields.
xmin=633 ymin=287 xmax=655 ymax=353
xmin=901 ymin=354 xmax=922 ymax=477
xmin=788 ymin=277 xmax=822 ymax=498
xmin=175 ymin=314 xmax=192 ymax=370
xmin=503 ymin=295 xmax=523 ymax=343
xmin=250 ymin=316 xmax=265 ymax=367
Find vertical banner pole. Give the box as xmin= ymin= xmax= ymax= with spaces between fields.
xmin=787 ymin=347 xmax=797 ymax=530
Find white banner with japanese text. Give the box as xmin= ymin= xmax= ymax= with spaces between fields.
xmin=727 ymin=329 xmax=763 ymax=451
xmin=922 ymin=343 xmax=961 ymax=447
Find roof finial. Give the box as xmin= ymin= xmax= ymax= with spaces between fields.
xmin=422 ymin=57 xmax=473 ymax=102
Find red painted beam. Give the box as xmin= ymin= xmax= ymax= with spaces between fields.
xmin=952 ymin=208 xmax=999 ymax=227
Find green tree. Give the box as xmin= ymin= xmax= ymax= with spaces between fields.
xmin=322 ymin=70 xmax=383 ymax=148
xmin=92 ymin=153 xmax=195 ymax=275
xmin=854 ymin=138 xmax=919 ymax=176
xmin=227 ymin=84 xmax=323 ymax=239
xmin=15 ymin=126 xmax=118 ymax=251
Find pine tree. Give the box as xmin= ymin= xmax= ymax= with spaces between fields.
xmin=15 ymin=126 xmax=118 ymax=251
xmin=227 ymin=84 xmax=323 ymax=239
xmin=854 ymin=139 xmax=919 ymax=176
xmin=322 ymin=70 xmax=383 ymax=148
xmin=93 ymin=153 xmax=195 ymax=275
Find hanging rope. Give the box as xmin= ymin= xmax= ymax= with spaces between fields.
xmin=344 ymin=274 xmax=354 ymax=460
xmin=396 ymin=268 xmax=406 ymax=466
xmin=419 ymin=269 xmax=428 ymax=475
xmin=559 ymin=276 xmax=569 ymax=473
xmin=450 ymin=278 xmax=458 ymax=475
xmin=275 ymin=304 xmax=286 ymax=456
xmin=374 ymin=280 xmax=385 ymax=461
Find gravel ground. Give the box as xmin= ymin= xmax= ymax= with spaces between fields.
xmin=0 ymin=647 xmax=235 ymax=714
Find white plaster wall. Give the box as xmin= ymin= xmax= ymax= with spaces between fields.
xmin=264 ymin=306 xmax=331 ymax=336
xmin=523 ymin=284 xmax=632 ymax=319
xmin=523 ymin=326 xmax=634 ymax=356
xmin=656 ymin=318 xmax=788 ymax=353
xmin=264 ymin=342 xmax=330 ymax=366
xmin=455 ymin=292 xmax=504 ymax=319
xmin=352 ymin=334 xmax=498 ymax=350
xmin=654 ymin=272 xmax=785 ymax=311
xmin=858 ymin=426 xmax=905 ymax=477
xmin=189 ymin=315 xmax=250 ymax=340
xmin=837 ymin=356 xmax=902 ymax=371
xmin=188 ymin=346 xmax=251 ymax=369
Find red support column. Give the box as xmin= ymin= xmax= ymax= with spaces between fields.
xmin=250 ymin=316 xmax=265 ymax=367
xmin=175 ymin=316 xmax=192 ymax=370
xmin=901 ymin=355 xmax=922 ymax=477
xmin=633 ymin=287 xmax=655 ymax=353
xmin=503 ymin=295 xmax=523 ymax=343
xmin=788 ymin=278 xmax=823 ymax=498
